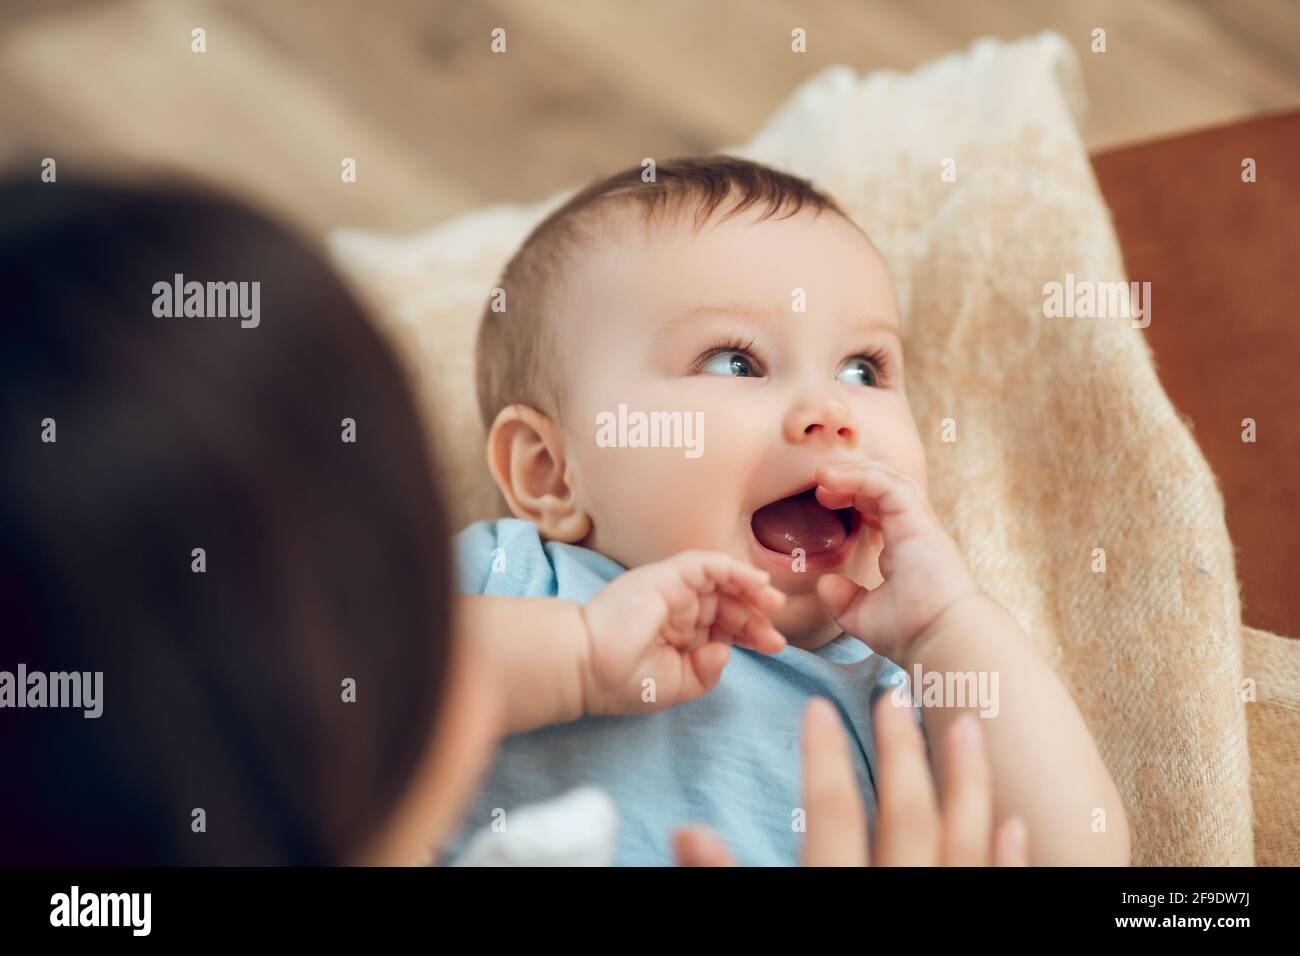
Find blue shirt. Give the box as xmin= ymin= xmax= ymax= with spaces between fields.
xmin=447 ymin=518 xmax=917 ymax=866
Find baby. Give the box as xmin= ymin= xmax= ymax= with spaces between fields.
xmin=447 ymin=156 xmax=1129 ymax=866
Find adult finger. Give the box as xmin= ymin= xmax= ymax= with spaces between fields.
xmin=673 ymin=826 xmax=739 ymax=867
xmin=800 ymin=698 xmax=869 ymax=866
xmin=993 ymin=817 xmax=1029 ymax=867
xmin=871 ymin=691 xmax=941 ymax=865
xmin=939 ymin=714 xmax=994 ymax=866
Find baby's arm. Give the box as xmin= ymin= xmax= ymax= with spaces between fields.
xmin=458 ymin=551 xmax=787 ymax=736
xmin=903 ymin=594 xmax=1129 ymax=866
xmin=814 ymin=462 xmax=1130 ymax=866
xmin=456 ymin=594 xmax=589 ymax=735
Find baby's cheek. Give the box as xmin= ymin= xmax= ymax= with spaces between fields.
xmin=906 ymin=452 xmax=929 ymax=499
xmin=586 ymin=450 xmax=728 ymax=560
xmin=882 ymin=417 xmax=929 ymax=492
xmin=909 ymin=433 xmax=930 ymax=493
xmin=773 ymin=590 xmax=856 ymax=649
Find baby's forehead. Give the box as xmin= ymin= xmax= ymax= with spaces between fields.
xmin=559 ymin=203 xmax=898 ymax=330
xmin=661 ymin=296 xmax=900 ymax=331
xmin=573 ymin=195 xmax=874 ymax=271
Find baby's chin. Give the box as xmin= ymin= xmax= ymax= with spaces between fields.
xmin=770 ymin=591 xmax=845 ymax=651
xmin=765 ymin=544 xmax=881 ymax=650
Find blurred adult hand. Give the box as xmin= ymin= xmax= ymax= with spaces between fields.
xmin=674 ymin=694 xmax=1029 ymax=866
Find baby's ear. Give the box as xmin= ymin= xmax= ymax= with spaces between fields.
xmin=485 ymin=405 xmax=591 ymax=543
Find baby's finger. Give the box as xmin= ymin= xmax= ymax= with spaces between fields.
xmin=817 ymin=572 xmax=868 ymax=623
xmin=826 ymin=458 xmax=927 ymax=498
xmin=826 ymin=459 xmax=943 ymax=526
xmin=689 ymin=551 xmax=784 ymax=612
xmin=738 ymin=582 xmax=787 ymax=615
xmin=939 ymin=715 xmax=994 ymax=866
xmin=713 ymin=595 xmax=786 ymax=654
xmin=683 ymin=641 xmax=731 ymax=697
xmin=800 ymin=698 xmax=869 ymax=866
xmin=815 ymin=463 xmax=931 ymax=540
xmin=872 ymin=692 xmax=940 ymax=866
xmin=710 ymin=573 xmax=787 ymax=616
xmin=816 ymin=573 xmax=889 ymax=652
xmin=656 ymin=558 xmax=729 ymax=644
xmin=683 ymin=549 xmax=767 ymax=590
xmin=660 ymin=578 xmax=704 ymax=649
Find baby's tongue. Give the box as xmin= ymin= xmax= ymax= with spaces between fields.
xmin=751 ymin=490 xmax=847 ymax=555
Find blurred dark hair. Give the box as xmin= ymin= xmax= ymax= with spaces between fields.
xmin=0 ymin=174 xmax=451 ymax=864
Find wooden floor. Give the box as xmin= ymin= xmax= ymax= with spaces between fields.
xmin=1 ymin=0 xmax=1297 ymax=234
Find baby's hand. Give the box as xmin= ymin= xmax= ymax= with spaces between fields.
xmin=814 ymin=461 xmax=979 ymax=666
xmin=579 ymin=551 xmax=787 ymax=716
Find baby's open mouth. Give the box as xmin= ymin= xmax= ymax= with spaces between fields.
xmin=751 ymin=488 xmax=855 ymax=556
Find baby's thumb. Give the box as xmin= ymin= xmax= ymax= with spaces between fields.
xmin=686 ymin=641 xmax=731 ymax=697
xmin=817 ymin=574 xmax=878 ymax=647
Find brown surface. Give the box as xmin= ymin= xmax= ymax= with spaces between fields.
xmin=1092 ymin=109 xmax=1300 ymax=637
xmin=3 ymin=1 xmax=1300 ymax=235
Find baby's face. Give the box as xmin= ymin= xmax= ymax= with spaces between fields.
xmin=555 ymin=204 xmax=927 ymax=647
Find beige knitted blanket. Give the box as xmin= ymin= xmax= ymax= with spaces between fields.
xmin=330 ymin=33 xmax=1299 ymax=866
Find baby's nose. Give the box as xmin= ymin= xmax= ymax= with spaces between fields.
xmin=785 ymin=396 xmax=856 ymax=446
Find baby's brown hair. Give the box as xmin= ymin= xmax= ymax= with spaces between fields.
xmin=474 ymin=155 xmax=851 ymax=428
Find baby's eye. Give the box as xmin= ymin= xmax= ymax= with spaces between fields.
xmin=837 ymin=356 xmax=881 ymax=388
xmin=698 ymin=350 xmax=760 ymax=378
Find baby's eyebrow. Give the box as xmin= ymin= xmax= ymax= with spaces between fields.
xmin=658 ymin=301 xmax=901 ymax=340
xmin=659 ymin=301 xmax=785 ymax=334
